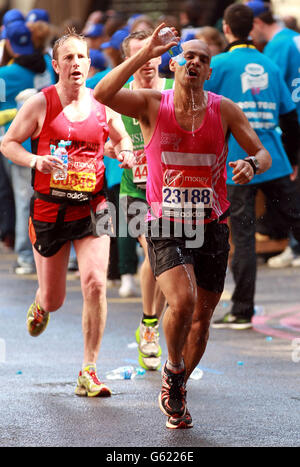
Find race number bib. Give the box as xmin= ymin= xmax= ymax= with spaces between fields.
xmin=50 ymin=155 xmax=97 ymax=201
xmin=132 ymin=150 xmax=148 ymax=189
xmin=161 ymin=152 xmax=216 ymax=221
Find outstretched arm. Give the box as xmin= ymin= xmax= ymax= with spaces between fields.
xmin=93 ymin=23 xmax=178 ymax=120
xmin=221 ymin=98 xmax=272 ymax=184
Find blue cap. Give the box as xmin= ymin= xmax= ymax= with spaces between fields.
xmin=101 ymin=28 xmax=129 ymax=50
xmin=89 ymin=49 xmax=108 ymax=71
xmin=26 ymin=8 xmax=50 ymax=23
xmin=6 ymin=20 xmax=34 ymax=55
xmin=246 ymin=1 xmax=270 ymax=17
xmin=183 ymin=32 xmax=196 ymax=42
xmin=85 ymin=23 xmax=104 ymax=38
xmin=159 ymin=51 xmax=171 ymax=75
xmin=1 ymin=9 xmax=25 ymax=39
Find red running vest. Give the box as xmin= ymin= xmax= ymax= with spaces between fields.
xmin=31 ymin=85 xmax=109 ymax=222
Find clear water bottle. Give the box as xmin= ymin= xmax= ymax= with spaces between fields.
xmin=52 ymin=140 xmax=71 ymax=181
xmin=105 ymin=365 xmax=146 ymax=380
xmin=190 ymin=367 xmax=204 ymax=381
xmin=158 ymin=27 xmax=186 ymax=66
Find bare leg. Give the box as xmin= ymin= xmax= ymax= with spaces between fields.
xmin=74 ymin=235 xmax=110 ymax=366
xmin=183 ymin=286 xmax=221 ymax=381
xmin=156 ymin=264 xmax=197 ymax=366
xmin=139 ymin=234 xmax=166 ymax=319
xmin=33 ymin=242 xmax=71 ymax=312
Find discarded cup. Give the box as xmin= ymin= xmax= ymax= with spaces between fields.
xmin=106 ymin=366 xmax=146 ymax=381
xmin=190 ymin=367 xmax=204 ymax=381
xmin=237 ymin=361 xmax=244 ymax=366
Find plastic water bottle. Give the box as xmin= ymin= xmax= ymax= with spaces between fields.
xmin=51 ymin=140 xmax=71 ymax=181
xmin=190 ymin=367 xmax=204 ymax=381
xmin=105 ymin=366 xmax=146 ymax=380
xmin=158 ymin=27 xmax=186 ymax=66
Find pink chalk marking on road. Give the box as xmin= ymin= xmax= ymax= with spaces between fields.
xmin=280 ymin=315 xmax=300 ymax=332
xmin=252 ymin=305 xmax=300 ymax=341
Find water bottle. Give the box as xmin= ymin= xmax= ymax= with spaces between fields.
xmin=190 ymin=367 xmax=204 ymax=381
xmin=105 ymin=365 xmax=146 ymax=380
xmin=158 ymin=27 xmax=186 ymax=66
xmin=52 ymin=140 xmax=71 ymax=181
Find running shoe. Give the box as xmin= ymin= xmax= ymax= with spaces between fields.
xmin=26 ymin=302 xmax=50 ymax=337
xmin=75 ymin=365 xmax=112 ymax=397
xmin=159 ymin=363 xmax=186 ymax=418
xmin=135 ymin=318 xmax=162 ymax=370
xmin=166 ymin=409 xmax=193 ymax=430
xmin=212 ymin=312 xmax=252 ymax=330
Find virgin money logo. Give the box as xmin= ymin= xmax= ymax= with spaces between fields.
xmin=164 ymin=170 xmax=184 ymax=187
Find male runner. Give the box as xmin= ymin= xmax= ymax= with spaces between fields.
xmin=120 ymin=30 xmax=172 ymax=371
xmin=94 ymin=25 xmax=271 ymax=428
xmin=1 ymin=31 xmax=135 ymax=398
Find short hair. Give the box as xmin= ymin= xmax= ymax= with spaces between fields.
xmin=52 ymin=28 xmax=89 ymax=61
xmin=122 ymin=30 xmax=152 ymax=58
xmin=256 ymin=10 xmax=275 ymax=25
xmin=223 ymin=4 xmax=254 ymax=40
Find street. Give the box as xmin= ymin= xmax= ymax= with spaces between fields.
xmin=0 ymin=243 xmax=299 ymax=448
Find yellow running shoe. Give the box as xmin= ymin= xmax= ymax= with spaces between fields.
xmin=75 ymin=365 xmax=112 ymax=397
xmin=26 ymin=302 xmax=50 ymax=337
xmin=135 ymin=319 xmax=162 ymax=371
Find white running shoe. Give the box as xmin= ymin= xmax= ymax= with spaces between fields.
xmin=119 ymin=274 xmax=138 ymax=298
xmin=267 ymin=246 xmax=295 ymax=269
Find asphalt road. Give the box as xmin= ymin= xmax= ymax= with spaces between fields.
xmin=0 ymin=244 xmax=299 ymax=449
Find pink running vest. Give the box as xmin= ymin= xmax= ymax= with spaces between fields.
xmin=145 ymin=90 xmax=229 ymax=224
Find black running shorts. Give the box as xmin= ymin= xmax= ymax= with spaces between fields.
xmin=29 ymin=204 xmax=114 ymax=258
xmin=146 ymin=221 xmax=230 ymax=294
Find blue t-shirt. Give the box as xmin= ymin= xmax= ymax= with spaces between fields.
xmin=263 ymin=28 xmax=300 ymax=122
xmin=0 ymin=59 xmax=56 ymax=151
xmin=204 ymin=45 xmax=296 ymax=185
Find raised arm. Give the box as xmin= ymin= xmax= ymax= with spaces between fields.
xmin=93 ymin=23 xmax=178 ymax=120
xmin=221 ymin=97 xmax=272 ymax=184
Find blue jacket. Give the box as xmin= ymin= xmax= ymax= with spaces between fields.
xmin=204 ymin=44 xmax=296 ymax=185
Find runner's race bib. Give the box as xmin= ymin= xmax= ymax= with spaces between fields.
xmin=50 ymin=154 xmax=97 ymax=203
xmin=132 ymin=150 xmax=148 ymax=189
xmin=161 ymin=152 xmax=215 ymax=222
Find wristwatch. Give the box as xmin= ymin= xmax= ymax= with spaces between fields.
xmin=30 ymin=155 xmax=38 ymax=169
xmin=244 ymin=156 xmax=259 ymax=175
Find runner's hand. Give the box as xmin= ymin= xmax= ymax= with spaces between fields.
xmin=117 ymin=150 xmax=136 ymax=169
xmin=145 ymin=23 xmax=179 ymax=59
xmin=230 ymin=160 xmax=254 ymax=185
xmin=35 ymin=155 xmax=64 ymax=174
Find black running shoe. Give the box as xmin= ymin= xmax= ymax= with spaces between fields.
xmin=159 ymin=363 xmax=186 ymax=418
xmin=166 ymin=409 xmax=193 ymax=430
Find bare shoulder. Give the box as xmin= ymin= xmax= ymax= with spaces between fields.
xmin=220 ymin=96 xmax=243 ymax=120
xmin=19 ymin=91 xmax=47 ymax=118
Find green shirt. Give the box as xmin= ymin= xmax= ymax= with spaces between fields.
xmin=120 ymin=78 xmax=174 ymax=200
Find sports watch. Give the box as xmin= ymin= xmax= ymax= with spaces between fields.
xmin=244 ymin=156 xmax=259 ymax=175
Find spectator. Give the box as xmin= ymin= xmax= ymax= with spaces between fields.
xmin=0 ymin=20 xmax=56 ymax=274
xmin=246 ymin=0 xmax=300 ymax=268
xmin=204 ymin=3 xmax=300 ymax=330
xmin=101 ymin=27 xmax=130 ymax=68
xmin=84 ymin=23 xmax=105 ymax=50
xmin=88 ymin=48 xmax=108 ymax=78
xmin=196 ymin=26 xmax=227 ymax=56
